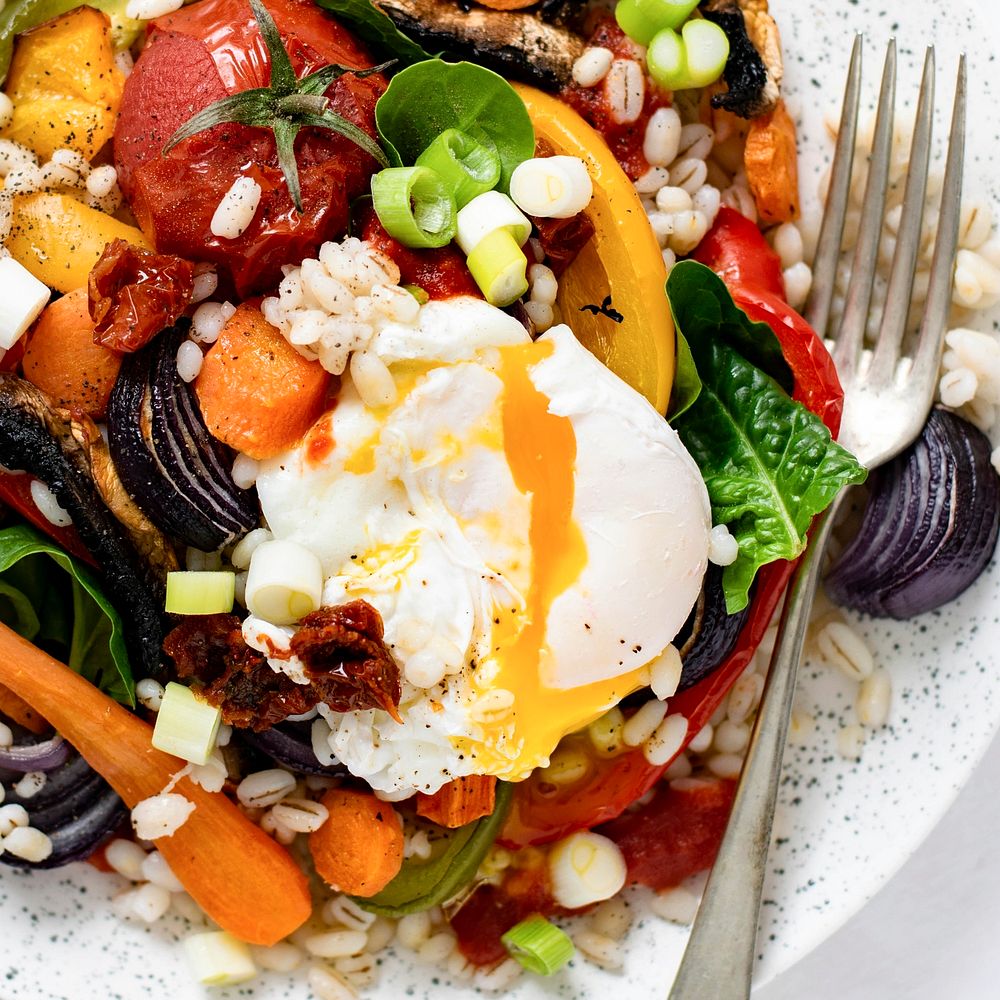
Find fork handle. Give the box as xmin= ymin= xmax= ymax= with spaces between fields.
xmin=667 ymin=500 xmax=841 ymax=1000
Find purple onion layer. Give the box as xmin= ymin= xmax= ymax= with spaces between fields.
xmin=826 ymin=408 xmax=1000 ymax=619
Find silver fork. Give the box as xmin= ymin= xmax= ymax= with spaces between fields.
xmin=667 ymin=37 xmax=966 ymax=1000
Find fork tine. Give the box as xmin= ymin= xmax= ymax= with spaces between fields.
xmin=910 ymin=55 xmax=967 ymax=387
xmin=869 ymin=47 xmax=935 ymax=381
xmin=804 ymin=34 xmax=863 ymax=338
xmin=833 ymin=39 xmax=897 ymax=379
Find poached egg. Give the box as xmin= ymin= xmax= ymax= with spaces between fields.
xmin=255 ymin=296 xmax=711 ymax=796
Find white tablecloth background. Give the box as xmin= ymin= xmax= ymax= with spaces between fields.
xmin=757 ymin=730 xmax=1000 ymax=1000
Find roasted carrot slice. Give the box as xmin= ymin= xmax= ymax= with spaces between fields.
xmin=194 ymin=303 xmax=332 ymax=460
xmin=744 ymin=98 xmax=801 ymax=224
xmin=416 ymin=775 xmax=497 ymax=829
xmin=22 ymin=287 xmax=122 ymax=419
xmin=309 ymin=787 xmax=404 ymax=897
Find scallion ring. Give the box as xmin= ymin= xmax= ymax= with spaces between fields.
xmin=415 ymin=128 xmax=502 ymax=208
xmin=371 ymin=166 xmax=457 ymax=249
xmin=466 ymin=228 xmax=530 ymax=308
xmin=500 ymin=915 xmax=575 ymax=976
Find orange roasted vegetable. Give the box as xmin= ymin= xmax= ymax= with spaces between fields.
xmin=1 ymin=6 xmax=124 ymax=161
xmin=22 ymin=287 xmax=122 ymax=418
xmin=7 ymin=192 xmax=150 ymax=292
xmin=513 ymin=83 xmax=674 ymax=414
xmin=195 ymin=304 xmax=333 ymax=460
xmin=416 ymin=775 xmax=497 ymax=828
xmin=309 ymin=787 xmax=405 ymax=896
xmin=0 ymin=622 xmax=312 ymax=945
xmin=743 ymin=98 xmax=801 ymax=224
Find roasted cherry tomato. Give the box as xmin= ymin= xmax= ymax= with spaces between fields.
xmin=114 ymin=0 xmax=385 ymax=297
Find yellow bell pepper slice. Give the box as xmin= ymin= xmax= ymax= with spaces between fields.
xmin=1 ymin=6 xmax=124 ymax=161
xmin=7 ymin=192 xmax=150 ymax=293
xmin=513 ymin=84 xmax=674 ymax=414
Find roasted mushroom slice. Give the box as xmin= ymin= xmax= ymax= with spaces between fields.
xmin=0 ymin=374 xmax=167 ymax=678
xmin=371 ymin=0 xmax=586 ymax=89
xmin=700 ymin=0 xmax=783 ymax=119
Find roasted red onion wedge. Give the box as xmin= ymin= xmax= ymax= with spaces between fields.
xmin=107 ymin=324 xmax=259 ymax=552
xmin=826 ymin=408 xmax=1000 ymax=619
xmin=0 ymin=733 xmax=125 ymax=870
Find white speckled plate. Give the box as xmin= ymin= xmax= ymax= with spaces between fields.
xmin=3 ymin=1 xmax=1000 ymax=998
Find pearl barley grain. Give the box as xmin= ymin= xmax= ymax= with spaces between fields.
xmin=210 ymin=177 xmax=263 ymax=240
xmin=572 ymin=46 xmax=614 ymax=87
xmin=2 ymin=826 xmax=52 ymax=863
xmin=176 ymin=340 xmax=203 ymax=383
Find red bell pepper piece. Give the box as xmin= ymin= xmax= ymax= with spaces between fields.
xmin=0 ymin=473 xmax=96 ymax=566
xmin=690 ymin=206 xmax=786 ymax=299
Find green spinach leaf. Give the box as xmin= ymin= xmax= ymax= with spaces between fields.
xmin=0 ymin=0 xmax=140 ymax=83
xmin=675 ymin=340 xmax=866 ymax=613
xmin=314 ymin=0 xmax=429 ymax=66
xmin=0 ymin=523 xmax=135 ymax=705
xmin=375 ymin=61 xmax=534 ymax=191
xmin=357 ymin=781 xmax=513 ymax=917
xmin=668 ymin=326 xmax=701 ymax=420
xmin=667 ymin=260 xmax=794 ymax=396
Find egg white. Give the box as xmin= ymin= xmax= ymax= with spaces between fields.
xmin=255 ymin=297 xmax=711 ymax=795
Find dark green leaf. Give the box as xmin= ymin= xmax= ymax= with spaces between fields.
xmin=272 ymin=117 xmax=303 ymax=212
xmin=313 ymin=0 xmax=430 ymax=66
xmin=675 ymin=341 xmax=866 ymax=612
xmin=295 ymin=109 xmax=389 ymax=167
xmin=357 ymin=781 xmax=513 ymax=917
xmin=249 ymin=0 xmax=297 ymax=94
xmin=668 ymin=327 xmax=701 ymax=420
xmin=163 ymin=89 xmax=277 ymax=153
xmin=667 ymin=260 xmax=794 ymax=395
xmin=375 ymin=60 xmax=534 ymax=191
xmin=298 ymin=59 xmax=395 ymax=96
xmin=0 ymin=524 xmax=135 ymax=705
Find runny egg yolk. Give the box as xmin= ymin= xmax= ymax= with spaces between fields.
xmin=462 ymin=341 xmax=649 ymax=774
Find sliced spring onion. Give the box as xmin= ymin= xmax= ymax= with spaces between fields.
xmin=646 ymin=27 xmax=689 ymax=91
xmin=509 ymin=156 xmax=593 ymax=219
xmin=151 ymin=682 xmax=222 ymax=766
xmin=466 ymin=228 xmax=529 ymax=308
xmin=371 ymin=165 xmax=457 ymax=249
xmin=415 ymin=128 xmax=502 ymax=209
xmin=403 ymin=283 xmax=430 ymax=305
xmin=615 ymin=0 xmax=700 ymax=46
xmin=182 ymin=931 xmax=257 ymax=986
xmin=681 ymin=18 xmax=731 ymax=89
xmin=455 ymin=190 xmax=532 ymax=256
xmin=501 ymin=915 xmax=575 ymax=976
xmin=244 ymin=538 xmax=323 ymax=626
xmin=164 ymin=571 xmax=236 ymax=615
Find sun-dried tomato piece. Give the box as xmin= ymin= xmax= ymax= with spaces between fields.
xmin=290 ymin=601 xmax=402 ymax=722
xmin=163 ymin=601 xmax=402 ymax=731
xmin=531 ymin=211 xmax=596 ymax=278
xmin=88 ymin=239 xmax=195 ymax=352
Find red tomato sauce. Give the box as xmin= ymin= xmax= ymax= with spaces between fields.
xmin=360 ymin=211 xmax=481 ymax=301
xmin=303 ymin=410 xmax=337 ymax=466
xmin=560 ymin=17 xmax=671 ymax=181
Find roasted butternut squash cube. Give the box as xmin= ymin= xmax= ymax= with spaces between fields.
xmin=1 ymin=6 xmax=124 ymax=161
